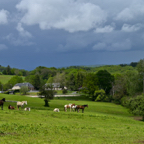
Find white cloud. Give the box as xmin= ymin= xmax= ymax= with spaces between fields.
xmin=109 ymin=39 xmax=131 ymax=51
xmin=115 ymin=0 xmax=144 ymax=21
xmin=93 ymin=39 xmax=131 ymax=51
xmin=5 ymin=33 xmax=34 ymax=46
xmin=16 ymin=23 xmax=32 ymax=38
xmin=0 ymin=9 xmax=9 ymax=24
xmin=95 ymin=25 xmax=114 ymax=33
xmin=16 ymin=0 xmax=107 ymax=32
xmin=121 ymin=24 xmax=142 ymax=32
xmin=0 ymin=44 xmax=8 ymax=50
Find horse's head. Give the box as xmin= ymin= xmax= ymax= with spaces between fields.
xmin=2 ymin=98 xmax=5 ymax=102
xmin=22 ymin=101 xmax=27 ymax=105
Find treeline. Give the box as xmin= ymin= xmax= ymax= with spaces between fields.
xmin=0 ymin=61 xmax=142 ymax=103
xmin=1 ymin=60 xmax=144 ymax=118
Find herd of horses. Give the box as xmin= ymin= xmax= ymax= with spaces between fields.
xmin=0 ymin=98 xmax=88 ymax=113
xmin=0 ymin=98 xmax=28 ymax=110
xmin=64 ymin=103 xmax=88 ymax=113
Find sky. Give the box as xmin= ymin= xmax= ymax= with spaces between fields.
xmin=0 ymin=0 xmax=144 ymax=70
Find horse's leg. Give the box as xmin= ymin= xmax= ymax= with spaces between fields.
xmin=82 ymin=109 xmax=84 ymax=113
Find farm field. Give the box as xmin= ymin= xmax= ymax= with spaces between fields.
xmin=0 ymin=75 xmax=14 ymax=84
xmin=0 ymin=94 xmax=144 ymax=144
xmin=0 ymin=75 xmax=25 ymax=84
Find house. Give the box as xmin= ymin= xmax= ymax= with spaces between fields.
xmin=12 ymin=82 xmax=34 ymax=90
xmin=45 ymin=83 xmax=67 ymax=90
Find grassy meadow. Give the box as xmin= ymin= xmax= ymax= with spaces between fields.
xmin=0 ymin=94 xmax=144 ymax=144
xmin=0 ymin=75 xmax=14 ymax=84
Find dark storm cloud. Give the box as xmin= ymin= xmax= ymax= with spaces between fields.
xmin=0 ymin=0 xmax=144 ymax=69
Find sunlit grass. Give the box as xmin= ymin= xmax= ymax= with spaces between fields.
xmin=0 ymin=94 xmax=144 ymax=144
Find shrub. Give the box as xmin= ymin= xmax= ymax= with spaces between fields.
xmin=62 ymin=89 xmax=68 ymax=94
xmin=20 ymin=86 xmax=29 ymax=95
xmin=127 ymin=95 xmax=144 ymax=120
xmin=94 ymin=89 xmax=106 ymax=101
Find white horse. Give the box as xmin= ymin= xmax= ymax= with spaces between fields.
xmin=53 ymin=108 xmax=60 ymax=112
xmin=72 ymin=105 xmax=77 ymax=112
xmin=24 ymin=107 xmax=30 ymax=111
xmin=17 ymin=101 xmax=27 ymax=110
xmin=64 ymin=103 xmax=75 ymax=112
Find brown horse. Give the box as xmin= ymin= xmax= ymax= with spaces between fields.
xmin=0 ymin=98 xmax=5 ymax=110
xmin=76 ymin=105 xmax=88 ymax=113
xmin=8 ymin=105 xmax=15 ymax=110
xmin=64 ymin=103 xmax=75 ymax=112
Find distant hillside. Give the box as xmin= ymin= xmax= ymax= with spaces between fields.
xmin=0 ymin=75 xmax=14 ymax=84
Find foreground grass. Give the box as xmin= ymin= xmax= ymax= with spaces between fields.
xmin=0 ymin=94 xmax=144 ymax=144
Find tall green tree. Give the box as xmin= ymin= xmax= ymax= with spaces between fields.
xmin=38 ymin=84 xmax=55 ymax=107
xmin=8 ymin=75 xmax=23 ymax=86
xmin=75 ymin=71 xmax=85 ymax=90
xmin=83 ymin=73 xmax=99 ymax=99
xmin=25 ymin=75 xmax=41 ymax=90
xmin=96 ymin=70 xmax=114 ymax=94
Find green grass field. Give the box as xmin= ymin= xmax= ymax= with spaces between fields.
xmin=0 ymin=75 xmax=14 ymax=84
xmin=0 ymin=94 xmax=144 ymax=144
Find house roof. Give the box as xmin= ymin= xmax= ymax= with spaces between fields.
xmin=14 ymin=83 xmax=34 ymax=88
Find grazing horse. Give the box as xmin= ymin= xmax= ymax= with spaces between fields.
xmin=24 ymin=107 xmax=30 ymax=111
xmin=53 ymin=108 xmax=60 ymax=112
xmin=64 ymin=103 xmax=75 ymax=112
xmin=17 ymin=101 xmax=27 ymax=110
xmin=8 ymin=105 xmax=15 ymax=110
xmin=0 ymin=98 xmax=5 ymax=110
xmin=76 ymin=105 xmax=88 ymax=113
xmin=72 ymin=105 xmax=77 ymax=112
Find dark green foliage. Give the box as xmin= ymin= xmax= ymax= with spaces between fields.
xmin=3 ymin=83 xmax=13 ymax=91
xmin=75 ymin=71 xmax=85 ymax=90
xmin=8 ymin=75 xmax=23 ymax=86
xmin=83 ymin=73 xmax=99 ymax=98
xmin=38 ymin=84 xmax=55 ymax=107
xmin=0 ymin=81 xmax=3 ymax=91
xmin=127 ymin=95 xmax=144 ymax=120
xmin=96 ymin=70 xmax=114 ymax=95
xmin=62 ymin=89 xmax=68 ymax=94
xmin=25 ymin=75 xmax=41 ymax=90
xmin=67 ymin=73 xmax=76 ymax=91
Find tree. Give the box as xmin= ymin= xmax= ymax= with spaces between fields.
xmin=127 ymin=95 xmax=144 ymax=120
xmin=53 ymin=72 xmax=66 ymax=89
xmin=96 ymin=70 xmax=114 ymax=95
xmin=25 ymin=75 xmax=41 ymax=90
xmin=8 ymin=75 xmax=23 ymax=86
xmin=75 ymin=71 xmax=85 ymax=90
xmin=20 ymin=86 xmax=29 ymax=95
xmin=66 ymin=73 xmax=76 ymax=91
xmin=137 ymin=59 xmax=144 ymax=74
xmin=83 ymin=73 xmax=99 ymax=99
xmin=38 ymin=84 xmax=55 ymax=107
xmin=94 ymin=89 xmax=106 ymax=101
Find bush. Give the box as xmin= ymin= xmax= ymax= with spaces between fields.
xmin=20 ymin=86 xmax=29 ymax=95
xmin=62 ymin=89 xmax=68 ymax=94
xmin=94 ymin=89 xmax=106 ymax=101
xmin=126 ymin=95 xmax=144 ymax=120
